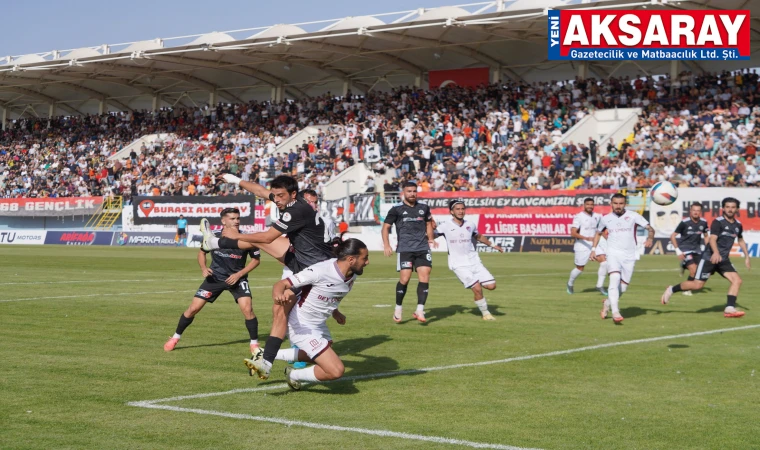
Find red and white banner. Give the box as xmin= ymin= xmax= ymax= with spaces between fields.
xmin=428 ymin=67 xmax=490 ymax=89
xmin=133 ymin=196 xmax=256 ymax=226
xmin=418 ymin=190 xmax=616 ymax=236
xmin=0 ymin=197 xmax=104 ymax=217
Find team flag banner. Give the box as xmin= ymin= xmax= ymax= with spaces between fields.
xmin=548 ymin=9 xmax=750 ymax=60
xmin=132 ymin=196 xmax=256 ymax=226
xmin=650 ymin=187 xmax=760 ymax=238
xmin=417 ymin=190 xmax=616 ymax=236
xmin=0 ymin=197 xmax=104 ymax=217
xmin=321 ymin=193 xmax=380 ymax=227
xmin=428 ymin=67 xmax=490 ymax=89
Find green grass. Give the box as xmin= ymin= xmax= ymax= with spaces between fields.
xmin=1 ymin=246 xmax=758 ymax=450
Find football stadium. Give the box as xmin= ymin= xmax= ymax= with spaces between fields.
xmin=2 ymin=0 xmax=760 ymax=448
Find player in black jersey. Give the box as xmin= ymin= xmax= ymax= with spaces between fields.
xmin=164 ymin=208 xmax=261 ymax=352
xmin=382 ymin=181 xmax=437 ymax=323
xmin=669 ymin=203 xmax=709 ymax=296
xmin=661 ymin=198 xmax=751 ymax=318
xmin=201 ymin=174 xmax=333 ymax=380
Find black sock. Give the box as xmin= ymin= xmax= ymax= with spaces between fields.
xmin=395 ymin=282 xmax=408 ymax=306
xmin=245 ymin=318 xmax=258 ymax=341
xmin=671 ymin=283 xmax=683 ymax=293
xmin=175 ymin=314 xmax=194 ymax=335
xmin=727 ymin=295 xmax=737 ymax=307
xmin=218 ymin=237 xmax=239 ymax=249
xmin=417 ymin=282 xmax=429 ymax=306
xmin=687 ymin=276 xmax=695 ymax=281
xmin=262 ymin=336 xmax=283 ymax=364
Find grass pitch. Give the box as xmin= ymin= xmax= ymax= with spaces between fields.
xmin=1 ymin=246 xmax=758 ymax=450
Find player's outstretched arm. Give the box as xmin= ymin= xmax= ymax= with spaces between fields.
xmin=644 ymin=225 xmax=655 ymax=248
xmin=476 ymin=233 xmax=503 ymax=252
xmin=221 ymin=174 xmax=270 ymax=198
xmin=222 ymin=226 xmax=281 ymax=244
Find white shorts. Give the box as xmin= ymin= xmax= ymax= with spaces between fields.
xmin=287 ymin=311 xmax=333 ymax=360
xmin=606 ymin=253 xmax=636 ymax=284
xmin=452 ymin=262 xmax=495 ymax=289
xmin=574 ymin=239 xmax=607 ymax=266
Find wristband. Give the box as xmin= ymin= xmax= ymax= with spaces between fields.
xmin=591 ymin=247 xmax=596 ymax=251
xmin=675 ymin=248 xmax=683 ymax=256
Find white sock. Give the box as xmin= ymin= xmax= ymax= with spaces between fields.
xmin=394 ymin=305 xmax=402 ymax=315
xmin=172 ymin=333 xmax=181 ymax=339
xmin=209 ymin=237 xmax=220 ymax=250
xmin=290 ymin=365 xmax=320 ymax=382
xmin=608 ymin=272 xmax=621 ymax=315
xmin=262 ymin=359 xmax=273 ymax=370
xmin=250 ymin=339 xmax=258 ymax=346
xmin=620 ymin=282 xmax=628 ymax=295
xmin=275 ymin=348 xmax=299 ymax=363
xmin=596 ymin=262 xmax=608 ymax=288
xmin=416 ymin=304 xmax=424 ymax=312
xmin=474 ymin=298 xmax=489 ymax=315
xmin=568 ymin=268 xmax=582 ymax=286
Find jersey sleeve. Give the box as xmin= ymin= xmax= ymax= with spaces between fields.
xmin=570 ymin=214 xmax=581 ymax=230
xmin=249 ymin=247 xmax=261 ymax=260
xmin=597 ymin=217 xmax=607 ymax=232
xmin=634 ymin=212 xmax=650 ymax=228
xmin=710 ymin=219 xmax=722 ymax=236
xmin=288 ymin=264 xmax=322 ymax=289
xmin=423 ymin=204 xmax=433 ymax=222
xmin=271 ymin=202 xmax=309 ymax=234
xmin=674 ymin=221 xmax=685 ymax=235
xmin=738 ymin=223 xmax=743 ymax=239
xmin=383 ymin=206 xmax=399 ymax=225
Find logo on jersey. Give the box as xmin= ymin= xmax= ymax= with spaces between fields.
xmin=196 ymin=289 xmax=213 ymax=299
xmin=282 ymin=212 xmax=292 ymax=222
xmin=402 ymin=211 xmax=408 ymax=215
xmin=275 ymin=220 xmax=288 ymax=229
xmin=309 ymin=339 xmax=320 ymax=349
xmin=418 ymin=210 xmax=424 ymax=215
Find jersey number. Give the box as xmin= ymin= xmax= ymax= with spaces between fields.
xmin=239 ymin=280 xmax=250 ymax=293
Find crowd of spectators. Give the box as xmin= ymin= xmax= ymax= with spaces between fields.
xmin=1 ymin=68 xmax=759 ymax=201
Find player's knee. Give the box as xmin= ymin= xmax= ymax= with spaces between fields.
xmin=326 ymin=361 xmax=345 ymax=380
xmin=733 ymin=276 xmax=743 ymax=287
xmin=576 ymin=265 xmax=585 ymax=271
xmin=483 ymin=283 xmax=496 ymax=291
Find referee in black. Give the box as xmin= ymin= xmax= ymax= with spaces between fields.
xmin=382 ymin=181 xmax=438 ymax=323
xmin=164 ymin=207 xmax=261 ymax=352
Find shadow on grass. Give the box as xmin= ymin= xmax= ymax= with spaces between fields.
xmin=668 ymin=344 xmax=690 ymax=349
xmin=619 ymin=302 xmax=749 ymax=320
xmin=173 ymin=339 xmax=250 ymax=350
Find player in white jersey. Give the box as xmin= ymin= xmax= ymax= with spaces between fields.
xmin=434 ymin=200 xmax=504 ymax=321
xmin=567 ymin=197 xmax=609 ymax=296
xmin=244 ymin=238 xmax=370 ymax=390
xmin=590 ymin=193 xmax=654 ymax=323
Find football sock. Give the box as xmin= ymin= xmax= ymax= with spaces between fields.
xmin=208 ymin=237 xmax=220 ymax=250
xmin=727 ymin=295 xmax=737 ymax=307
xmin=671 ymin=283 xmax=683 ymax=293
xmin=218 ymin=237 xmax=239 ymax=249
xmin=416 ymin=304 xmax=425 ymax=312
xmin=608 ymin=272 xmax=621 ymax=315
xmin=687 ymin=276 xmax=695 ymax=281
xmin=290 ymin=365 xmax=320 ymax=382
xmin=568 ymin=268 xmax=582 ymax=286
xmin=175 ymin=314 xmax=194 ymax=336
xmin=394 ymin=305 xmax=402 ymax=317
xmin=275 ymin=348 xmax=299 ymax=363
xmin=263 ymin=336 xmax=284 ymax=365
xmin=245 ymin=318 xmax=258 ymax=341
xmin=474 ymin=298 xmax=490 ymax=315
xmin=417 ymin=282 xmax=429 ymax=306
xmin=395 ymin=282 xmax=408 ymax=306
xmin=596 ymin=261 xmax=608 ymax=287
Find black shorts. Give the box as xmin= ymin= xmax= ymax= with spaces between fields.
xmin=284 ymin=251 xmax=308 ymax=274
xmin=195 ymin=276 xmax=252 ymax=303
xmin=695 ymin=257 xmax=736 ymax=281
xmin=682 ymin=252 xmax=702 ymax=267
xmin=178 ymin=228 xmax=187 ymax=237
xmin=397 ymin=250 xmax=432 ymax=272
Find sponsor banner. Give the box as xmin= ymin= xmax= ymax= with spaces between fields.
xmin=548 ymin=9 xmax=750 ymax=61
xmin=651 ymin=188 xmax=760 ymax=238
xmin=475 ymin=236 xmax=523 ymax=253
xmin=321 ymin=193 xmax=380 ymax=227
xmin=418 ymin=190 xmax=615 ymax=236
xmin=132 ymin=196 xmax=256 ymax=226
xmin=44 ymin=231 xmax=114 ymax=246
xmin=0 ymin=197 xmax=104 ymax=217
xmin=0 ymin=230 xmax=47 ymax=245
xmin=113 ymin=232 xmax=178 ymax=247
xmin=733 ymin=232 xmax=760 ymax=258
xmin=428 ymin=67 xmax=490 ymax=89
xmin=645 ymin=238 xmax=678 ymax=256
xmin=521 ymin=236 xmax=576 ymax=253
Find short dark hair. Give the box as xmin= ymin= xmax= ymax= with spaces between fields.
xmin=333 ymin=236 xmax=367 ymax=259
xmin=220 ymin=207 xmax=240 ymax=217
xmin=402 ymin=181 xmax=417 ymax=190
xmin=722 ymin=197 xmax=740 ymax=208
xmin=270 ymin=175 xmax=298 ymax=194
xmin=449 ymin=199 xmax=465 ymax=210
xmin=611 ymin=193 xmax=626 ymax=201
xmin=690 ymin=202 xmax=703 ymax=209
xmin=583 ymin=197 xmax=594 ymax=203
xmin=302 ymin=188 xmax=318 ymax=199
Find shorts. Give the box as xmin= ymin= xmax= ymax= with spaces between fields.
xmin=284 ymin=251 xmax=308 ymax=274
xmin=606 ymin=253 xmax=636 ymax=284
xmin=287 ymin=311 xmax=333 ymax=360
xmin=453 ymin=262 xmax=495 ymax=289
xmin=178 ymin=228 xmax=187 ymax=237
xmin=194 ymin=276 xmax=252 ymax=303
xmin=573 ymin=239 xmax=606 ymax=266
xmin=695 ymin=257 xmax=736 ymax=281
xmin=397 ymin=251 xmax=432 ymax=272
xmin=682 ymin=251 xmax=702 ymax=267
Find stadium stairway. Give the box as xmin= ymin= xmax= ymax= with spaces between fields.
xmin=108 ymin=133 xmax=178 ymax=161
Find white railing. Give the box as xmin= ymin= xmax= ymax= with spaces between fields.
xmin=108 ymin=133 xmax=177 ymax=161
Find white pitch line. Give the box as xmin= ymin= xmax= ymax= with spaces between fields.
xmin=126 ymin=402 xmax=534 ymax=450
xmin=132 ymin=324 xmax=760 ymax=405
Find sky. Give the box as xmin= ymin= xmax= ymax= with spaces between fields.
xmin=1 ymin=0 xmax=471 ymax=57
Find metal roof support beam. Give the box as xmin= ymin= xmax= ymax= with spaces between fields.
xmin=0 ymin=87 xmax=83 ymax=116
xmin=288 ymin=40 xmax=424 ymax=77
xmin=1 ymin=106 xmax=6 ymax=130
xmin=53 ymin=81 xmax=134 ymax=112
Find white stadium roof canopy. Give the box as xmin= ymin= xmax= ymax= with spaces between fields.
xmin=0 ymin=0 xmax=758 ymax=118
